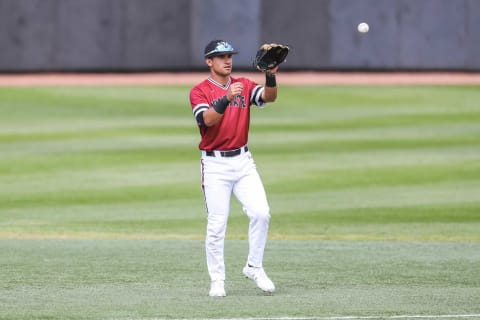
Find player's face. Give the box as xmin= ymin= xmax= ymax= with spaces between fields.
xmin=207 ymin=54 xmax=233 ymax=77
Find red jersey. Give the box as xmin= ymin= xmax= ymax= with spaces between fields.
xmin=190 ymin=76 xmax=265 ymax=151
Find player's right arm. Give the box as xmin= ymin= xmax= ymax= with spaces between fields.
xmin=192 ymin=99 xmax=224 ymax=128
xmin=191 ymin=86 xmax=217 ymax=127
xmin=200 ymin=107 xmax=223 ymax=127
xmin=190 ymin=83 xmax=242 ymax=127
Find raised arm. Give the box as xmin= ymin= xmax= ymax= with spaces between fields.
xmin=261 ymin=66 xmax=279 ymax=103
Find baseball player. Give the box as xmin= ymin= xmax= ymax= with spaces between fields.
xmin=189 ymin=40 xmax=280 ymax=297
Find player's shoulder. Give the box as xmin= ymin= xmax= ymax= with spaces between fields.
xmin=190 ymin=79 xmax=210 ymax=94
xmin=191 ymin=78 xmax=210 ymax=90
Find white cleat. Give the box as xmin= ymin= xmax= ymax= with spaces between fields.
xmin=243 ymin=265 xmax=275 ymax=293
xmin=209 ymin=280 xmax=226 ymax=297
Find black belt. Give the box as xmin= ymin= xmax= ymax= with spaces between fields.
xmin=205 ymin=146 xmax=248 ymax=157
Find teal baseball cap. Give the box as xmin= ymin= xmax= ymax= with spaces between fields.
xmin=204 ymin=40 xmax=238 ymax=58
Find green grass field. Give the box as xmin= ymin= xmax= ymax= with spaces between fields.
xmin=1 ymin=84 xmax=479 ymax=320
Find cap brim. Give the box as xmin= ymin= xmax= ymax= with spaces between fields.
xmin=205 ymin=51 xmax=238 ymax=58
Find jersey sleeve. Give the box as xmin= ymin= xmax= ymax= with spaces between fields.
xmin=250 ymin=84 xmax=266 ymax=108
xmin=243 ymin=78 xmax=266 ymax=108
xmin=190 ymin=86 xmax=210 ymax=126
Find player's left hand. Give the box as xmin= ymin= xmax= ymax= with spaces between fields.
xmin=253 ymin=43 xmax=290 ymax=72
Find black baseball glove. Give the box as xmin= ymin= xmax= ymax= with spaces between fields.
xmin=253 ymin=43 xmax=290 ymax=72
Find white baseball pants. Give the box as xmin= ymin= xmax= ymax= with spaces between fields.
xmin=200 ymin=148 xmax=271 ymax=281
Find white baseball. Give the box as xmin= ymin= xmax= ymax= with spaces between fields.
xmin=357 ymin=22 xmax=369 ymax=33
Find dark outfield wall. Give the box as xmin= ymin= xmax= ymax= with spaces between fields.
xmin=0 ymin=0 xmax=479 ymax=72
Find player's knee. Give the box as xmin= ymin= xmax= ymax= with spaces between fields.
xmin=257 ymin=213 xmax=270 ymax=227
xmin=247 ymin=207 xmax=270 ymax=223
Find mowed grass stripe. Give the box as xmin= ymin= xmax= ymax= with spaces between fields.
xmin=2 ymin=174 xmax=478 ymax=208
xmin=3 ymin=160 xmax=478 ymax=196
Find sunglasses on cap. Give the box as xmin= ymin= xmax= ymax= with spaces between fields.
xmin=204 ymin=41 xmax=238 ymax=58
